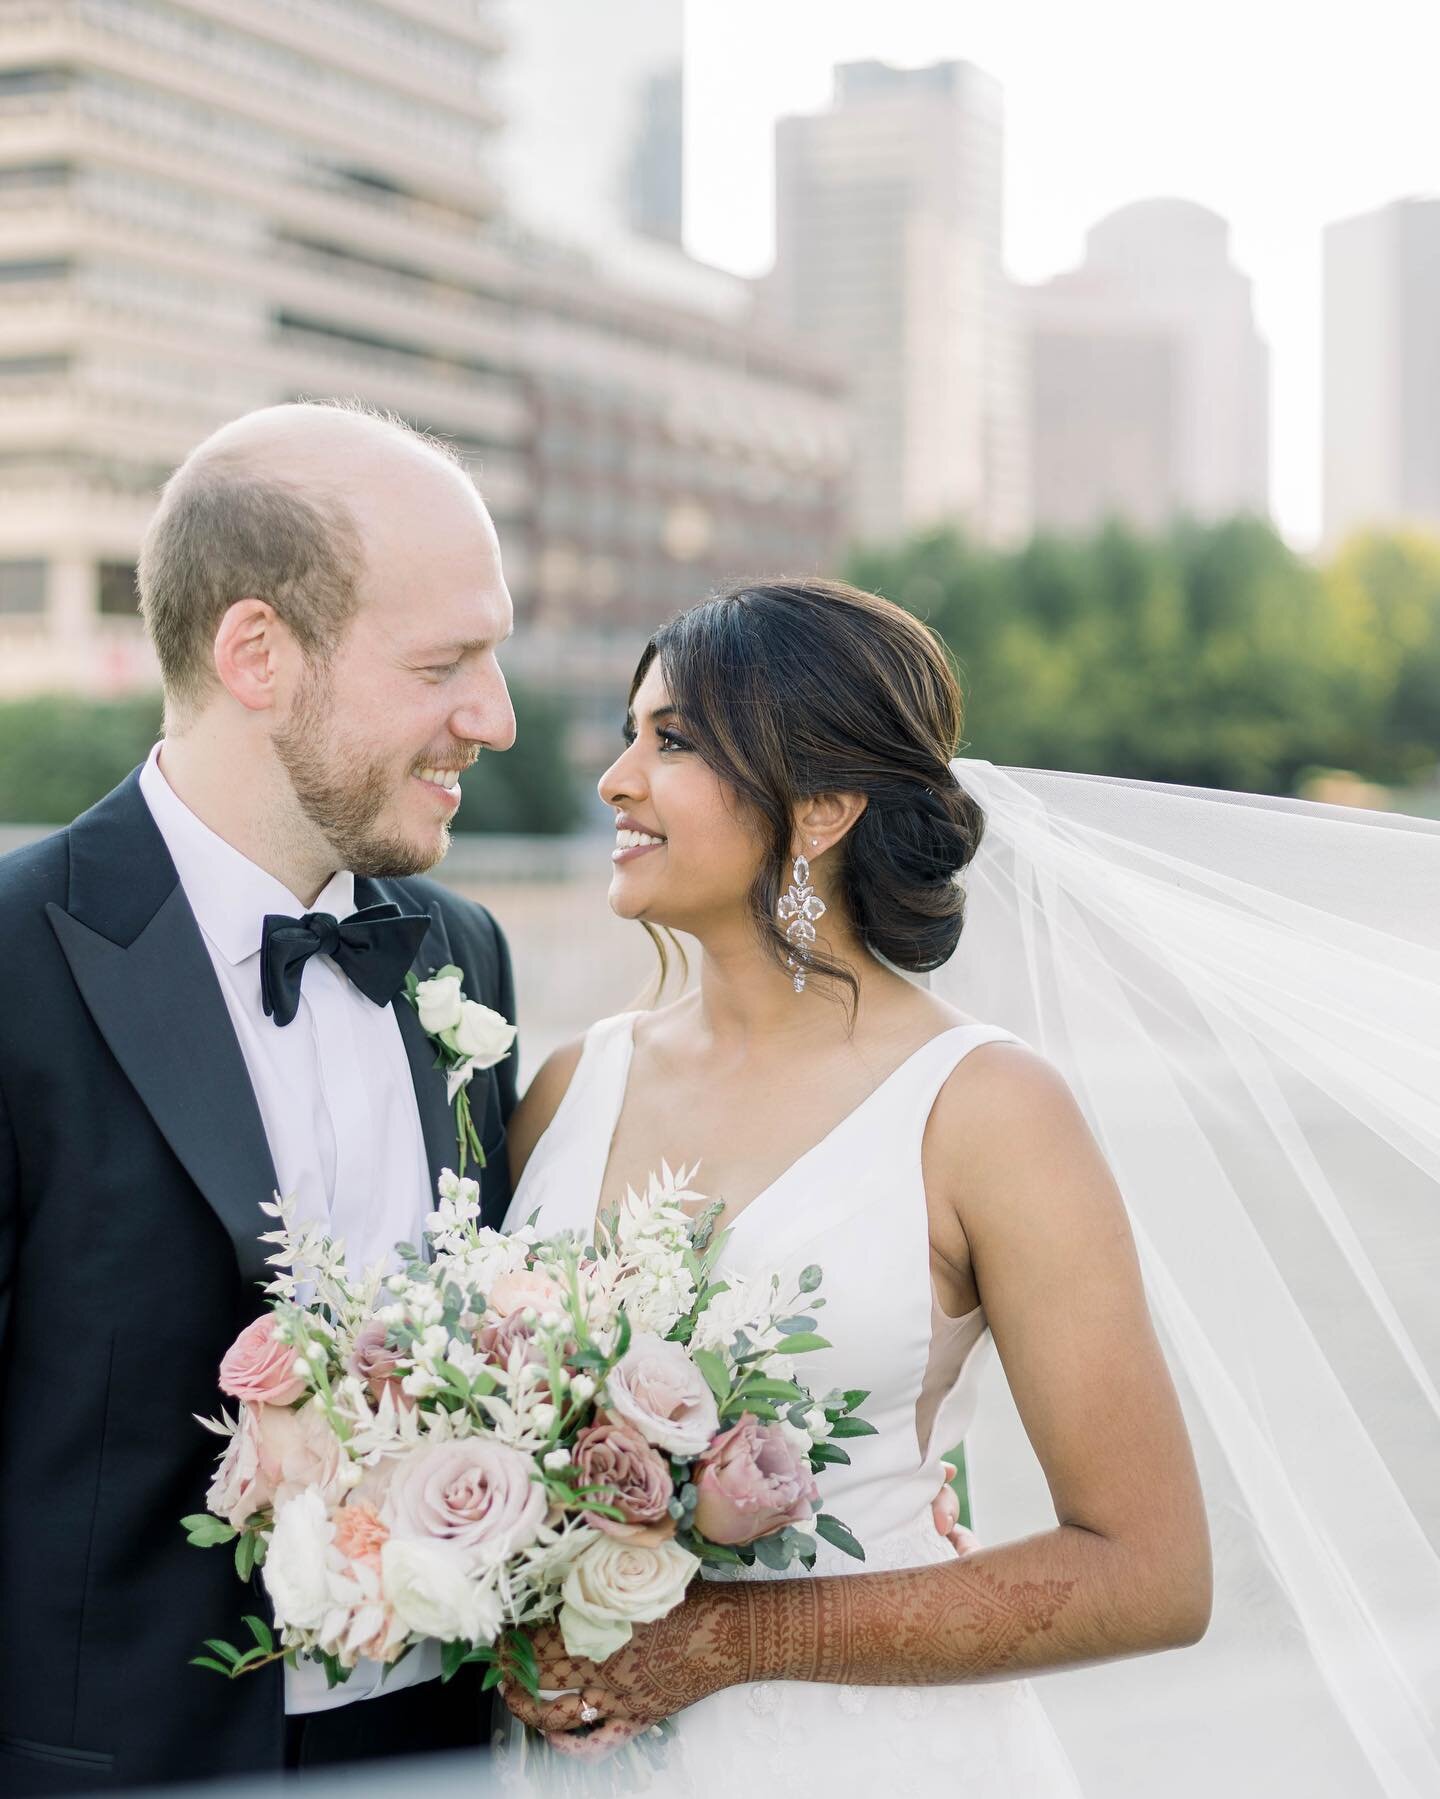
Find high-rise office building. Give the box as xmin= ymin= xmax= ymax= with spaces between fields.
xmin=1324 ymin=196 xmax=1440 ymax=544
xmin=771 ymin=59 xmax=1024 ymax=547
xmin=1023 ymin=199 xmax=1270 ymax=534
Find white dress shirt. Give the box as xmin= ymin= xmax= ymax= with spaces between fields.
xmin=139 ymin=745 xmax=441 ymax=1712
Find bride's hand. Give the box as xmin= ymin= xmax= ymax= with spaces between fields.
xmin=933 ymin=1461 xmax=982 ymax=1554
xmin=502 ymin=1585 xmax=744 ymax=1750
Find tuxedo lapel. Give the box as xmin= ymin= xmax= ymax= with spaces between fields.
xmin=48 ymin=774 xmax=278 ymax=1291
xmin=357 ymin=876 xmax=457 ymax=1196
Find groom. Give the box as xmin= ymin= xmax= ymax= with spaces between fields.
xmin=0 ymin=403 xmax=520 ymax=1791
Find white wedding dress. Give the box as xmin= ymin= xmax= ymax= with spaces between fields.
xmin=501 ymin=1011 xmax=1086 ymax=1798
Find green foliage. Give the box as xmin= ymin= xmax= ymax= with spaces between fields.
xmin=848 ymin=516 xmax=1440 ymax=794
xmin=0 ymin=683 xmax=581 ymax=831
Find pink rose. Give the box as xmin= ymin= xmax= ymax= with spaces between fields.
xmin=604 ymin=1334 xmax=719 ymax=1458
xmin=206 ymin=1402 xmax=274 ymax=1528
xmin=255 ymin=1397 xmax=349 ymax=1508
xmin=573 ymin=1421 xmax=676 ymax=1545
xmin=692 ymin=1414 xmax=820 ymax=1546
xmin=386 ymin=1438 xmax=546 ymax=1569
xmin=486 ymin=1270 xmax=565 ymax=1319
xmin=348 ymin=1320 xmax=411 ymax=1407
xmin=219 ymin=1315 xmax=307 ymax=1406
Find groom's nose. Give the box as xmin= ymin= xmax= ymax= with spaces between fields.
xmin=450 ymin=658 xmax=516 ymax=751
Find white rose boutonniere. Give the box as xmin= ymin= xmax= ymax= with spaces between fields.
xmin=405 ymin=964 xmax=516 ymax=1174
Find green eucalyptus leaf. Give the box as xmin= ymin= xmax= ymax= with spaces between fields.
xmin=691 ymin=1347 xmax=731 ymax=1404
xmin=797 ymin=1265 xmax=823 ymax=1293
xmin=767 ymin=1332 xmax=830 ymax=1355
xmin=814 ymin=1513 xmax=866 ymax=1561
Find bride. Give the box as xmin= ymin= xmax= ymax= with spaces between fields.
xmin=496 ymin=577 xmax=1212 ymax=1792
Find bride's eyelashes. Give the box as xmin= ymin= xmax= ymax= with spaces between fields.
xmin=619 ymin=720 xmax=693 ymax=754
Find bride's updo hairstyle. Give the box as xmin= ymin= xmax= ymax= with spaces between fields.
xmin=632 ymin=577 xmax=985 ymax=1002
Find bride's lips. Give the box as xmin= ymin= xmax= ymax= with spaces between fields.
xmin=612 ymin=816 xmax=667 ymax=865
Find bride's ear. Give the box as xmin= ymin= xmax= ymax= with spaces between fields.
xmin=792 ymin=792 xmax=867 ymax=862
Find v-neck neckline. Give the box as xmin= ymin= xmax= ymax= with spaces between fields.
xmin=592 ymin=1015 xmax=977 ymax=1244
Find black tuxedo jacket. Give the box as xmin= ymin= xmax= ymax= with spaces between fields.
xmin=0 ymin=772 xmax=518 ymax=1792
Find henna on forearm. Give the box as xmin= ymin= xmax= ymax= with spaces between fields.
xmin=730 ymin=1527 xmax=1152 ymax=1689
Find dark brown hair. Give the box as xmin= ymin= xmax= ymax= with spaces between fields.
xmin=631 ymin=577 xmax=985 ymax=1004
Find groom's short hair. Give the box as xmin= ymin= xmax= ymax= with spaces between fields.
xmin=138 ymin=400 xmax=461 ymax=713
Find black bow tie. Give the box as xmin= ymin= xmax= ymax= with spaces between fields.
xmin=259 ymin=903 xmax=431 ymax=1028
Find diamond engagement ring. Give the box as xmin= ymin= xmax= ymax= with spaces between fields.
xmin=579 ymin=1703 xmax=600 ymax=1724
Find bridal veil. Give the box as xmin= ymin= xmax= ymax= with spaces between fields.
xmin=940 ymin=763 xmax=1440 ymax=1798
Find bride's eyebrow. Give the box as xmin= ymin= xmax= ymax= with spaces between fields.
xmin=623 ymin=703 xmax=680 ymax=736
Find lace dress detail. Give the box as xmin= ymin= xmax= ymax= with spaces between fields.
xmin=503 ymin=1014 xmax=1085 ymax=1799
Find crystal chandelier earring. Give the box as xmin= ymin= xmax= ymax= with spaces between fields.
xmin=777 ymin=839 xmax=825 ymax=994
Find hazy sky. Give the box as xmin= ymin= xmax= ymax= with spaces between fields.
xmin=683 ymin=0 xmax=1440 ymax=548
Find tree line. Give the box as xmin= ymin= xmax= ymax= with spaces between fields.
xmin=847 ymin=517 xmax=1440 ymax=797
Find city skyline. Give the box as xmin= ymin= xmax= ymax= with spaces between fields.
xmin=684 ymin=0 xmax=1440 ymax=549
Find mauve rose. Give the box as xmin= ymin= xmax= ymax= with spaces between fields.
xmin=486 ymin=1269 xmax=564 ymax=1319
xmin=574 ymin=1421 xmax=676 ymax=1545
xmin=348 ymin=1320 xmax=410 ymax=1405
xmin=692 ymin=1413 xmax=820 ymax=1547
xmin=219 ymin=1315 xmax=307 ymax=1406
xmin=386 ymin=1438 xmax=546 ymax=1569
xmin=603 ymin=1333 xmax=719 ymax=1458
xmin=475 ymin=1309 xmax=546 ymax=1370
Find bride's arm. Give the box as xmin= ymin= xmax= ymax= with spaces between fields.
xmin=513 ymin=1043 xmax=1211 ymax=1735
xmin=505 ymin=1038 xmax=584 ymax=1187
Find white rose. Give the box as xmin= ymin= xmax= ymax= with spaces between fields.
xmin=603 ymin=1333 xmax=720 ymax=1458
xmin=263 ymin=1489 xmax=338 ymax=1633
xmin=381 ymin=1537 xmax=502 ymax=1645
xmin=415 ymin=971 xmax=464 ymax=1035
xmin=447 ymin=1000 xmax=517 ymax=1070
xmin=558 ymin=1537 xmax=700 ymax=1661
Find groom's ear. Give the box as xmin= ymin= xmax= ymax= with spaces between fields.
xmin=793 ymin=791 xmax=867 ymax=862
xmin=213 ymin=597 xmax=290 ymax=712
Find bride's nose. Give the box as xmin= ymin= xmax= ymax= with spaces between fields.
xmin=598 ymin=743 xmax=645 ymax=809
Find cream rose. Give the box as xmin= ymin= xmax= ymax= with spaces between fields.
xmin=255 ymin=1397 xmax=350 ymax=1509
xmin=386 ymin=1438 xmax=546 ymax=1569
xmin=414 ymin=971 xmax=464 ymax=1035
xmin=445 ymin=1000 xmax=516 ymax=1069
xmin=381 ymin=1537 xmax=502 ymax=1645
xmin=486 ymin=1269 xmax=564 ymax=1320
xmin=207 ymin=1402 xmax=274 ymax=1529
xmin=558 ymin=1537 xmax=700 ymax=1661
xmin=603 ymin=1333 xmax=720 ymax=1458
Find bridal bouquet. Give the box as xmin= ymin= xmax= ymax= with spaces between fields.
xmin=182 ymin=1165 xmax=872 ymax=1694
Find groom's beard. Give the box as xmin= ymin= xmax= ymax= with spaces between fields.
xmin=274 ymin=668 xmax=445 ymax=879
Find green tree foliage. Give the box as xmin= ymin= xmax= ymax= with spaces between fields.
xmin=0 ymin=684 xmax=580 ymax=833
xmin=848 ymin=516 xmax=1435 ymax=794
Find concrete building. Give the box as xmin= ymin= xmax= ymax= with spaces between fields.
xmin=771 ymin=59 xmax=1025 ymax=548
xmin=0 ymin=0 xmax=525 ymax=694
xmin=1024 ymin=199 xmax=1270 ymax=535
xmin=0 ymin=0 xmax=849 ymax=721
xmin=493 ymin=0 xmax=684 ymax=253
xmin=1324 ymin=196 xmax=1440 ymax=544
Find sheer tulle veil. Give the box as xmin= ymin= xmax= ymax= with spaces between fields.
xmin=937 ymin=762 xmax=1440 ymax=1798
